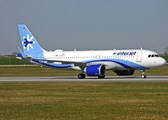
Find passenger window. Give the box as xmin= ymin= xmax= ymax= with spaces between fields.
xmin=148 ymin=55 xmax=151 ymax=58
xmin=152 ymin=55 xmax=154 ymax=57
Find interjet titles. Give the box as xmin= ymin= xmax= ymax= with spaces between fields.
xmin=116 ymin=51 xmax=136 ymax=56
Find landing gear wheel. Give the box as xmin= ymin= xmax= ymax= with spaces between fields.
xmin=141 ymin=74 xmax=146 ymax=78
xmin=78 ymin=74 xmax=85 ymax=79
xmin=98 ymin=75 xmax=105 ymax=79
xmin=141 ymin=70 xmax=146 ymax=78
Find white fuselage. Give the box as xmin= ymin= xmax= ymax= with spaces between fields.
xmin=41 ymin=49 xmax=166 ymax=71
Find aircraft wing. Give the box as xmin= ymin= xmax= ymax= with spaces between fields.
xmin=32 ymin=59 xmax=86 ymax=66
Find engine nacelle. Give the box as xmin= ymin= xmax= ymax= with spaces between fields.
xmin=114 ymin=70 xmax=135 ymax=76
xmin=85 ymin=64 xmax=106 ymax=76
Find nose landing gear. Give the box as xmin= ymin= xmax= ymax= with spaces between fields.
xmin=141 ymin=70 xmax=146 ymax=78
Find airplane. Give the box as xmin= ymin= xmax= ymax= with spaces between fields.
xmin=16 ymin=24 xmax=166 ymax=79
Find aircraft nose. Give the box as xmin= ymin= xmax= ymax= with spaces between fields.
xmin=149 ymin=57 xmax=166 ymax=69
xmin=159 ymin=57 xmax=166 ymax=66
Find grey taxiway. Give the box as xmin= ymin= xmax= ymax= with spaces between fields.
xmin=0 ymin=76 xmax=168 ymax=83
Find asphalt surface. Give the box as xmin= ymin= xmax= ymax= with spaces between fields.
xmin=0 ymin=76 xmax=168 ymax=83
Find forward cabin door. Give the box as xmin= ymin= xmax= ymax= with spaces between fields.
xmin=136 ymin=51 xmax=143 ymax=62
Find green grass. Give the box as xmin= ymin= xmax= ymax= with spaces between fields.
xmin=0 ymin=66 xmax=80 ymax=76
xmin=0 ymin=82 xmax=168 ymax=119
xmin=0 ymin=58 xmax=33 ymax=65
xmin=0 ymin=58 xmax=168 ymax=119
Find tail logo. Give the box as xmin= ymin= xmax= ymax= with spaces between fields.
xmin=22 ymin=34 xmax=35 ymax=51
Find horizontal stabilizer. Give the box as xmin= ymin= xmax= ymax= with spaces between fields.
xmin=18 ymin=47 xmax=26 ymax=58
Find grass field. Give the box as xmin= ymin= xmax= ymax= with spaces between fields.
xmin=0 ymin=82 xmax=168 ymax=119
xmin=0 ymin=58 xmax=33 ymax=65
xmin=0 ymin=58 xmax=168 ymax=119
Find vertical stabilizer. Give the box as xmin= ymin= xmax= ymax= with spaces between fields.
xmin=18 ymin=24 xmax=44 ymax=58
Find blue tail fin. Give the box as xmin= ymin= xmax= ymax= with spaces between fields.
xmin=18 ymin=24 xmax=44 ymax=58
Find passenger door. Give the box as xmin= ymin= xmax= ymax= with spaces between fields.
xmin=136 ymin=51 xmax=143 ymax=62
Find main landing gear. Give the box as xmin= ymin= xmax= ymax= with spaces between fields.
xmin=78 ymin=66 xmax=86 ymax=79
xmin=78 ymin=73 xmax=85 ymax=79
xmin=141 ymin=70 xmax=146 ymax=78
xmin=98 ymin=75 xmax=105 ymax=79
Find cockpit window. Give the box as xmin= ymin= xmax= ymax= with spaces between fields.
xmin=148 ymin=54 xmax=160 ymax=58
xmin=155 ymin=55 xmax=159 ymax=57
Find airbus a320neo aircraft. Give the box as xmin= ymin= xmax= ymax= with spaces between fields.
xmin=17 ymin=24 xmax=166 ymax=79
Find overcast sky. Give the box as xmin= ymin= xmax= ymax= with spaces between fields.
xmin=0 ymin=0 xmax=168 ymax=54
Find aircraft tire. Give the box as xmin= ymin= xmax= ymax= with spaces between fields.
xmin=141 ymin=74 xmax=146 ymax=78
xmin=98 ymin=75 xmax=105 ymax=79
xmin=78 ymin=74 xmax=85 ymax=79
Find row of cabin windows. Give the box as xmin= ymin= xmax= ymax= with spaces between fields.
xmin=148 ymin=54 xmax=159 ymax=58
xmin=47 ymin=55 xmax=135 ymax=59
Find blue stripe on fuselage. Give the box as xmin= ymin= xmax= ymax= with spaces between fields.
xmin=31 ymin=58 xmax=148 ymax=70
xmin=82 ymin=59 xmax=148 ymax=70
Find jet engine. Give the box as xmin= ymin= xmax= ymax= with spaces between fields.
xmin=85 ymin=64 xmax=106 ymax=76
